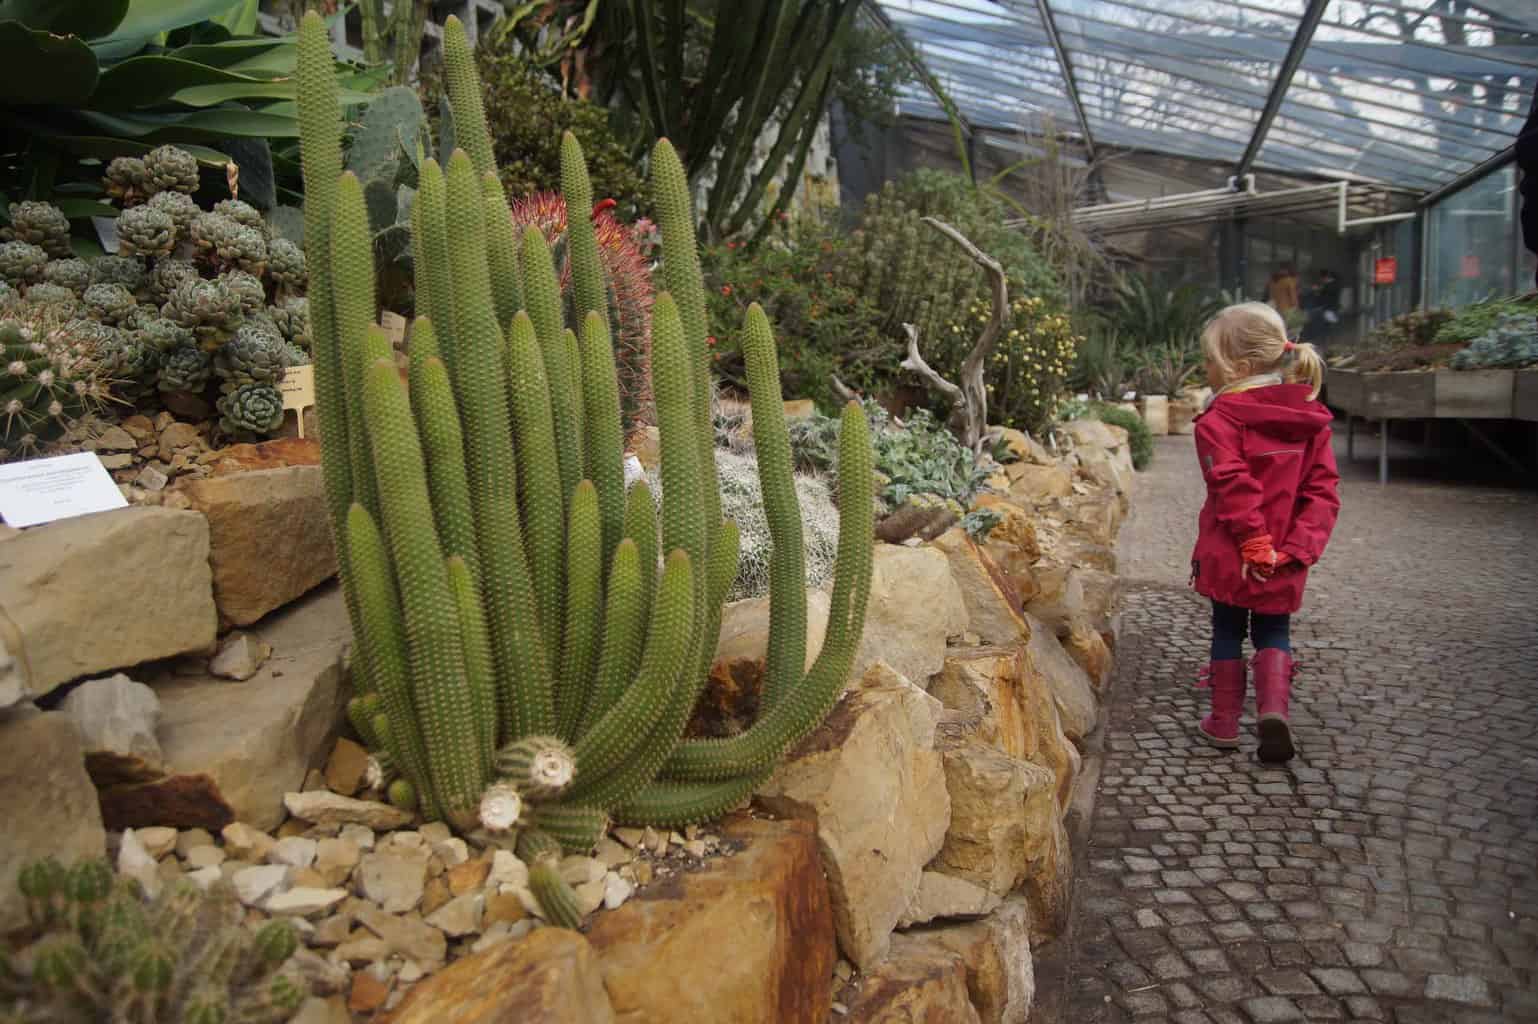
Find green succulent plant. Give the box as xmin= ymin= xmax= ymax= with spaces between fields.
xmin=83 ymin=284 xmax=138 ymax=325
xmin=143 ymin=145 xmax=201 ymax=196
xmin=212 ymin=199 xmax=266 ymax=234
xmin=21 ymin=284 xmax=80 ymax=313
xmin=215 ymin=323 xmax=288 ymax=389
xmin=89 ymin=257 xmax=146 ymax=295
xmin=297 ymin=11 xmax=873 ymax=926
xmin=162 ymin=278 xmax=241 ymax=350
xmin=158 ymin=344 xmax=213 ymax=393
xmin=42 ymin=259 xmax=92 ymax=296
xmin=218 ymin=381 xmax=284 ymax=435
xmin=2 ymin=858 xmax=309 ymax=1023
xmin=103 ymin=156 xmax=152 ymax=206
xmin=146 ymin=190 xmax=201 ymax=239
xmin=4 ymin=202 xmax=72 ymax=258
xmin=116 ymin=206 xmax=177 ymax=259
xmin=135 ymin=317 xmax=195 ymax=354
xmin=0 ymin=242 xmax=48 ymax=286
xmin=146 ymin=259 xmax=199 ymax=306
xmin=267 ymin=238 xmax=307 ymax=293
xmin=221 ymin=271 xmax=267 ymax=316
xmin=269 ymin=298 xmax=311 ymax=350
xmin=2 ymin=313 xmax=111 ymax=459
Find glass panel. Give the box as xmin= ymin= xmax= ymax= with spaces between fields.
xmin=1426 ymin=164 xmax=1520 ymax=308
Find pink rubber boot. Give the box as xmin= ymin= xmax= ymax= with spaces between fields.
xmin=1196 ymin=660 xmax=1246 ymax=749
xmin=1253 ymin=647 xmax=1296 ymax=763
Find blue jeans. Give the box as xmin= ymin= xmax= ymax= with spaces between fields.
xmin=1211 ymin=600 xmax=1291 ymax=661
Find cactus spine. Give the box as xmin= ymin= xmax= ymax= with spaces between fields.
xmin=295 ymin=11 xmax=873 ymax=926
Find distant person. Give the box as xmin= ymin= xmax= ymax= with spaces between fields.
xmin=1266 ymin=264 xmax=1299 ymax=314
xmin=1520 ymin=81 xmax=1538 ymax=292
xmin=1307 ymin=269 xmax=1340 ymax=342
xmin=1190 ymin=303 xmax=1340 ymax=764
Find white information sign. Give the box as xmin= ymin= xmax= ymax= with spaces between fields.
xmin=0 ymin=451 xmax=129 ymax=528
xmin=280 ymin=363 xmax=316 ymax=437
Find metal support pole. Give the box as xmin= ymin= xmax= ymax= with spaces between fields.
xmin=1032 ymin=0 xmax=1097 ymax=164
xmin=1379 ymin=419 xmax=1389 ymax=486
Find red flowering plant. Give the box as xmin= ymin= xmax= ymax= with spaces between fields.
xmin=701 ymin=219 xmax=894 ymax=412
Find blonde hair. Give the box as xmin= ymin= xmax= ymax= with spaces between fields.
xmin=1201 ymin=301 xmax=1324 ymax=399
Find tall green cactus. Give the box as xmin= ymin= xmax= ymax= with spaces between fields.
xmin=295 ymin=11 xmax=873 ymax=927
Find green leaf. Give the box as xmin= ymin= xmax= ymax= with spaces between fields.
xmin=0 ymin=0 xmax=129 ymax=38
xmin=91 ymin=0 xmax=248 ymax=62
xmin=170 ymin=37 xmax=293 ymax=72
xmin=76 ymin=107 xmax=298 ymax=140
xmin=94 ymin=54 xmax=293 ymax=109
xmin=54 ymin=198 xmax=120 ymax=219
xmin=211 ymin=0 xmax=257 ymax=36
xmin=0 ymin=21 xmax=99 ymax=105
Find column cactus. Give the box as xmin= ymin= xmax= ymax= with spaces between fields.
xmin=295 ymin=10 xmax=873 ymax=927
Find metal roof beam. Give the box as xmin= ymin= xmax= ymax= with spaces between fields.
xmin=1031 ymin=0 xmax=1096 ymax=161
xmin=1236 ymin=0 xmax=1332 ymax=180
xmin=862 ymin=0 xmax=974 ymax=137
xmin=1417 ymin=145 xmax=1516 ymax=206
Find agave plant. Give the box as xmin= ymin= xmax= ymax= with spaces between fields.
xmin=1136 ymin=342 xmax=1203 ymax=397
xmin=1106 ymin=273 xmax=1224 ymax=351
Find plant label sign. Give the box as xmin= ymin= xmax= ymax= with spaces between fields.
xmin=381 ymin=312 xmax=409 ymax=347
xmin=280 ymin=363 xmax=316 ymax=438
xmin=0 ymin=451 xmax=129 ymax=528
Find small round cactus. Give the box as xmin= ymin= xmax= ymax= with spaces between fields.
xmin=117 ymin=204 xmax=177 ymax=258
xmin=17 ymin=857 xmax=67 ymax=907
xmin=0 ymin=241 xmax=48 ymax=286
xmin=66 ymin=859 xmax=114 ymax=904
xmin=43 ymin=258 xmax=92 ymax=295
xmin=143 ymin=144 xmax=200 ymax=195
xmin=4 ymin=201 xmax=72 ymax=258
xmin=217 ymin=381 xmax=283 ymax=435
xmin=251 ymin=920 xmax=298 ymax=965
xmin=182 ymin=989 xmax=230 ymax=1024
xmin=478 ymin=781 xmax=524 ymax=833
xmin=129 ymin=940 xmax=174 ymax=993
xmin=386 ymin=777 xmax=418 ymax=811
xmin=30 ymin=935 xmax=88 ymax=991
xmin=494 ymin=735 xmax=575 ymax=800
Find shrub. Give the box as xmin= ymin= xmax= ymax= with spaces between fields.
xmin=941 ymin=294 xmax=1080 ymax=435
xmin=1434 ymin=294 xmax=1538 ymax=346
xmin=1448 ymin=313 xmax=1538 ymax=370
xmin=423 ymin=51 xmax=646 ymax=218
xmin=1364 ymin=307 xmax=1453 ymax=350
xmin=1086 ymin=401 xmax=1153 ymax=470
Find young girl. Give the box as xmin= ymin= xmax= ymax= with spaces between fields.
xmin=1191 ymin=303 xmax=1341 ymax=763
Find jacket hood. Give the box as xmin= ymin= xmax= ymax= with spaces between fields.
xmin=1202 ymin=383 xmax=1333 ymax=441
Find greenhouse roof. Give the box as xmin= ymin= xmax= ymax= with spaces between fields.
xmin=871 ymin=0 xmax=1538 ymax=195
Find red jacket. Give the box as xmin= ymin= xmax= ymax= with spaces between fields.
xmin=1190 ymin=384 xmax=1341 ymax=614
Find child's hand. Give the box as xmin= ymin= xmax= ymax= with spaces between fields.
xmin=1240 ymin=535 xmax=1282 ymax=580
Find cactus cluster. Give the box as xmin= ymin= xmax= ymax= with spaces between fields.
xmin=1 ymin=857 xmax=308 ymax=1024
xmin=297 ymin=12 xmax=874 ymax=927
xmin=0 ymin=150 xmax=316 ymax=457
xmin=511 ymin=192 xmax=656 ymax=432
xmin=1 ymin=312 xmax=113 ymax=458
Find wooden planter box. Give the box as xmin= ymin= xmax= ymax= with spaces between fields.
xmin=1327 ymin=367 xmax=1528 ymax=421
xmin=1515 ymin=369 xmax=1538 ymax=423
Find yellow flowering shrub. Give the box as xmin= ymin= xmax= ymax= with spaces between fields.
xmin=940 ymin=295 xmax=1080 ymax=435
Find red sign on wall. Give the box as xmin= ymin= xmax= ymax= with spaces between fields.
xmin=1460 ymin=254 xmax=1482 ymax=279
xmin=1373 ymin=257 xmax=1397 ymax=285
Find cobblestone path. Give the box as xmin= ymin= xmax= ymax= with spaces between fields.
xmin=1051 ymin=433 xmax=1538 ymax=1024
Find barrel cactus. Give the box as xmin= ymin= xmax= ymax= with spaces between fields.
xmin=2 ymin=859 xmax=310 ymax=1023
xmin=297 ymin=12 xmax=873 ymax=928
xmin=4 ymin=201 xmax=72 ymax=258
xmin=1 ymin=314 xmax=111 ymax=459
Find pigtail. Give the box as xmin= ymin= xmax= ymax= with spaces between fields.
xmin=1289 ymin=342 xmax=1324 ymax=400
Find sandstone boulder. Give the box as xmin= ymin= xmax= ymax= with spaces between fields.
xmin=146 ymin=585 xmax=350 ymax=830
xmin=756 ymin=662 xmax=949 ymax=968
xmin=1023 ymin=612 xmax=1099 ymax=745
xmin=0 ymin=710 xmax=106 ymax=932
xmin=1075 ymin=569 xmax=1121 ymax=634
xmin=898 ymin=871 xmax=1001 ymax=928
xmin=0 ymin=630 xmax=23 ymax=710
xmin=928 ymin=647 xmax=1078 ymax=812
xmin=930 ymin=529 xmax=1027 ymax=647
xmin=1005 ymin=464 xmax=1072 ymax=504
xmin=586 ymin=815 xmax=835 ymax=1024
xmin=690 ymin=589 xmax=829 ymax=738
xmin=989 ymin=427 xmax=1052 ymax=466
xmin=970 ymin=495 xmax=1040 ymax=561
xmin=180 ymin=465 xmax=336 ymax=627
xmin=1059 ymin=617 xmax=1113 ymax=693
xmin=1020 ymin=781 xmax=1073 ymax=944
xmin=382 ymin=928 xmax=614 ymax=1024
xmin=896 ymin=898 xmax=1034 ymax=1024
xmin=931 ymin=738 xmax=1041 ymax=896
xmin=843 ymin=936 xmax=981 ymax=1024
xmin=1169 ymin=396 xmax=1199 ymax=434
xmin=0 ymin=508 xmax=216 ymax=700
xmin=1073 ymin=444 xmax=1134 ymax=501
xmin=1024 ymin=563 xmax=1084 ymax=633
xmin=1055 ymin=491 xmax=1125 ymax=548
xmin=1062 ymin=419 xmax=1121 ymax=450
xmin=852 ymin=544 xmax=966 ymax=685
